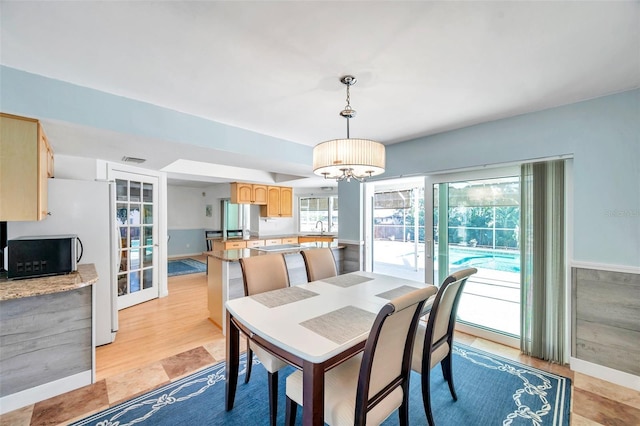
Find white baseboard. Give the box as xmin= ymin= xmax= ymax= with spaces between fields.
xmin=570 ymin=357 xmax=640 ymax=391
xmin=0 ymin=370 xmax=92 ymax=415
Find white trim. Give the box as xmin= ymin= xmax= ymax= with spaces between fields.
xmin=455 ymin=322 xmax=520 ymax=349
xmin=570 ymin=261 xmax=640 ymax=275
xmin=0 ymin=370 xmax=92 ymax=415
xmin=106 ymin=162 xmax=169 ymax=303
xmin=564 ymin=159 xmax=574 ymax=365
xmin=570 ymin=357 xmax=640 ymax=392
xmin=376 ymin=153 xmax=574 ymax=181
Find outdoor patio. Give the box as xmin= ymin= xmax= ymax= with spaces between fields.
xmin=372 ymin=240 xmax=520 ymax=336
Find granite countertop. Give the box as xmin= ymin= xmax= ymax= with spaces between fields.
xmin=0 ymin=263 xmax=98 ymax=301
xmin=205 ymin=242 xmax=344 ymax=262
xmin=207 ymin=233 xmax=337 ymax=241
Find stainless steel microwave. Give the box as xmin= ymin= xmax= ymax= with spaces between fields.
xmin=4 ymin=234 xmax=80 ymax=279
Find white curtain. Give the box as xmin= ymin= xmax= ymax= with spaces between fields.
xmin=520 ymin=160 xmax=567 ymax=363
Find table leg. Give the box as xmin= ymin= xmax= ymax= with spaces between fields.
xmin=302 ymin=360 xmax=324 ymax=426
xmin=225 ymin=311 xmax=240 ymax=411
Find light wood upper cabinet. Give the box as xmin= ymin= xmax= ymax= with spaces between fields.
xmin=279 ymin=186 xmax=293 ymax=217
xmin=260 ymin=185 xmax=293 ymax=217
xmin=230 ymin=182 xmax=267 ymax=205
xmin=0 ymin=113 xmax=54 ymax=221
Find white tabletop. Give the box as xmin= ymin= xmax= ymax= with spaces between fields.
xmin=225 ymin=271 xmax=432 ymax=363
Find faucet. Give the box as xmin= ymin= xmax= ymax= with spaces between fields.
xmin=315 ymin=221 xmax=325 ymax=235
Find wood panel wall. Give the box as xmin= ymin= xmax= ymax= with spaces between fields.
xmin=0 ymin=287 xmax=92 ymax=397
xmin=572 ymin=267 xmax=640 ymax=375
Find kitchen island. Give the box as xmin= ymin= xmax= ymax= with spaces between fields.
xmin=205 ymin=243 xmax=343 ymax=334
xmin=0 ymin=264 xmax=98 ymax=414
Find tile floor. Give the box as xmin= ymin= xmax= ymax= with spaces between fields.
xmin=2 ymin=334 xmax=640 ymax=425
xmin=0 ymin=339 xmax=232 ymax=426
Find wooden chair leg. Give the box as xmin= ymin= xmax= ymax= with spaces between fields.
xmin=441 ymin=355 xmax=457 ymax=401
xmin=244 ymin=345 xmax=253 ymax=384
xmin=285 ymin=396 xmax=297 ymax=426
xmin=398 ymin=383 xmax=410 ymax=426
xmin=422 ymin=370 xmax=436 ymax=426
xmin=268 ymin=371 xmax=278 ymax=426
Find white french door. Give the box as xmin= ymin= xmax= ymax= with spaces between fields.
xmin=110 ymin=170 xmax=159 ymax=310
xmin=425 ymin=167 xmax=521 ymax=346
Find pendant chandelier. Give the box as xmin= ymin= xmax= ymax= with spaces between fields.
xmin=312 ymin=75 xmax=385 ymax=182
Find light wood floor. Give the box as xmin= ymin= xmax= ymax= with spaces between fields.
xmin=95 ymin=255 xmax=222 ymax=380
xmin=3 ymin=255 xmax=639 ymax=425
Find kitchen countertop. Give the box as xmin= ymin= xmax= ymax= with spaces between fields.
xmin=205 ymin=242 xmax=343 ymax=262
xmin=206 ymin=233 xmax=337 ymax=241
xmin=0 ymin=263 xmax=98 ymax=301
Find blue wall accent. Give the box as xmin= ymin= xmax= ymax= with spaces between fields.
xmin=168 ymin=229 xmax=207 ymax=257
xmin=338 ymin=181 xmax=363 ymax=242
xmin=340 ymin=90 xmax=639 ymax=267
xmin=3 ymin=65 xmax=637 ymax=267
xmin=0 ymin=66 xmax=311 ymax=164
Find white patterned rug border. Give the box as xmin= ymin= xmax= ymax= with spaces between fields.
xmin=72 ymin=344 xmax=570 ymax=426
xmin=453 ymin=345 xmax=570 ymax=425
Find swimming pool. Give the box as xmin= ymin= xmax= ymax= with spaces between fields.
xmin=448 ymin=248 xmax=520 ymax=273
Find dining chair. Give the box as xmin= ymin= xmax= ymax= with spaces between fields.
xmin=284 ymin=285 xmax=438 ymax=426
xmin=238 ymin=253 xmax=291 ymax=426
xmin=411 ymin=267 xmax=478 ymax=425
xmin=205 ymin=230 xmax=216 ymax=251
xmin=300 ymin=248 xmax=338 ymax=282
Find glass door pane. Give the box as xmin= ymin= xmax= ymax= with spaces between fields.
xmin=372 ymin=178 xmax=425 ymax=281
xmin=432 ymin=175 xmax=521 ymax=337
xmin=113 ymin=173 xmax=158 ymax=310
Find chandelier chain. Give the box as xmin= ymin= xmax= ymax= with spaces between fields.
xmin=345 ymin=84 xmax=351 ymax=111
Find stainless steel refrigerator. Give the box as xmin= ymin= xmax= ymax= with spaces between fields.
xmin=221 ymin=199 xmax=249 ymax=238
xmin=8 ymin=178 xmax=118 ymax=346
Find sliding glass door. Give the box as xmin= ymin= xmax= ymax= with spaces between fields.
xmin=371 ymin=178 xmax=424 ymax=281
xmin=426 ymin=168 xmax=521 ymax=341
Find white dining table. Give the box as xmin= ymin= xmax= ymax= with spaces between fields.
xmin=224 ymin=271 xmax=436 ymax=426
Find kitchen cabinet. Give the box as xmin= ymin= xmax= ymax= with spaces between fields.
xmin=282 ymin=237 xmax=298 ymax=244
xmin=245 ymin=240 xmax=265 ymax=248
xmin=260 ymin=186 xmax=293 ymax=217
xmin=230 ymin=182 xmax=267 ymax=205
xmin=264 ymin=238 xmax=282 ymax=246
xmin=213 ymin=240 xmax=247 ymax=250
xmin=0 ymin=264 xmax=96 ymax=411
xmin=0 ymin=113 xmax=54 ymax=221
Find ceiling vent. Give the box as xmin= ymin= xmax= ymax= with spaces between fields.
xmin=122 ymin=156 xmax=146 ymax=164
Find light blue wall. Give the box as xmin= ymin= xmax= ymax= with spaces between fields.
xmin=168 ymin=229 xmax=207 ymax=257
xmin=338 ymin=181 xmax=363 ymax=242
xmin=357 ymin=89 xmax=638 ymax=267
xmin=3 ymin=65 xmax=637 ymax=267
xmin=0 ymin=66 xmax=311 ymax=164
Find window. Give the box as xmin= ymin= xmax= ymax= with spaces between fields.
xmin=299 ymin=196 xmax=338 ymax=233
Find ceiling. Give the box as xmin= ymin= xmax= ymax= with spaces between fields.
xmin=1 ymin=1 xmax=639 ymax=188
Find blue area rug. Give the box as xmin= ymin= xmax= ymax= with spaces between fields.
xmin=167 ymin=258 xmax=206 ymax=276
xmin=71 ymin=344 xmax=571 ymax=425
